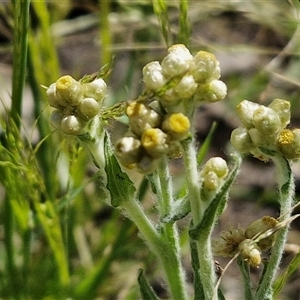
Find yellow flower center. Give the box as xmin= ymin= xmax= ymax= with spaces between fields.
xmin=56 ymin=75 xmax=73 ymax=91
xmin=168 ymin=113 xmax=190 ymax=133
xmin=277 ymin=129 xmax=294 ymax=145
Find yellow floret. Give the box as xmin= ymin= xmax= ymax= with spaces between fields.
xmin=162 ymin=113 xmax=190 ymax=140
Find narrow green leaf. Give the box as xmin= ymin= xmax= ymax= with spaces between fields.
xmin=178 ymin=0 xmax=190 ymax=46
xmin=189 ymin=154 xmax=241 ymax=240
xmin=11 ymin=0 xmax=30 ymax=128
xmin=138 ymin=269 xmax=161 ymax=300
xmin=152 ymin=0 xmax=170 ymax=46
xmin=104 ymin=134 xmax=136 ymax=207
xmin=197 ymin=122 xmax=218 ymax=166
xmin=190 ymin=240 xmax=205 ymax=300
xmin=273 ymin=249 xmax=300 ymax=298
xmin=35 ymin=200 xmax=69 ymax=285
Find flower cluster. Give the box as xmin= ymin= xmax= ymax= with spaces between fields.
xmin=115 ymin=44 xmax=227 ymax=173
xmin=213 ymin=216 xmax=279 ymax=267
xmin=115 ymin=100 xmax=190 ymax=173
xmin=46 ymin=75 xmax=107 ymax=135
xmin=230 ymin=98 xmax=297 ymax=161
xmin=142 ymin=44 xmax=227 ymax=112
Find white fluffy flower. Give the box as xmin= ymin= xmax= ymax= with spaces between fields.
xmin=142 ymin=61 xmax=166 ymax=91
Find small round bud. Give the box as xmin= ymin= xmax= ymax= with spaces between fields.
xmin=238 ymin=239 xmax=261 ymax=268
xmin=206 ymin=80 xmax=227 ymax=102
xmin=174 ymin=75 xmax=198 ymax=99
xmin=78 ymin=97 xmax=101 ymax=119
xmin=47 ymin=83 xmax=60 ymax=108
xmin=115 ymin=136 xmax=142 ymax=165
xmin=268 ymin=99 xmax=291 ymax=128
xmin=83 ymin=78 xmax=107 ymax=102
xmin=204 ymin=157 xmax=228 ymax=178
xmin=166 ymin=140 xmax=183 ymax=158
xmin=277 ymin=128 xmax=300 ymax=159
xmin=160 ymin=88 xmax=180 ymax=104
xmin=126 ymin=102 xmax=161 ymax=136
xmin=162 ymin=113 xmax=190 ymax=141
xmin=143 ymin=61 xmax=166 ymax=91
xmin=193 ymin=80 xmax=227 ymax=103
xmin=141 ymin=128 xmax=169 ymax=158
xmin=50 ymin=110 xmax=63 ymax=130
xmin=203 ymin=170 xmax=219 ymax=191
xmin=60 ymin=115 xmax=85 ymax=135
xmin=236 ymin=100 xmax=261 ymax=129
xmin=230 ymin=126 xmax=254 ymax=153
xmin=190 ymin=51 xmax=220 ymax=83
xmin=56 ymin=75 xmax=83 ymax=106
xmin=161 ymin=44 xmax=193 ymax=78
xmin=245 ymin=216 xmax=278 ymax=251
xmin=252 ymin=106 xmax=281 ymax=135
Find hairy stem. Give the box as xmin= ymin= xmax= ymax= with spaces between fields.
xmin=155 ymin=157 xmax=188 ymax=300
xmin=182 ymin=138 xmax=216 ymax=300
xmin=255 ymin=154 xmax=294 ymax=300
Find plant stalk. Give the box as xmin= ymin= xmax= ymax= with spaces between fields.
xmin=182 ymin=138 xmax=216 ymax=300
xmin=254 ymin=154 xmax=294 ymax=300
xmin=11 ymin=0 xmax=30 ymax=128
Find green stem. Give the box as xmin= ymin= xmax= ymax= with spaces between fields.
xmin=237 ymin=256 xmax=254 ymax=300
xmin=11 ymin=0 xmax=30 ymax=129
xmin=154 ymin=157 xmax=188 ymax=300
xmin=123 ymin=196 xmax=188 ymax=300
xmin=182 ymin=138 xmax=216 ymax=300
xmin=181 ymin=138 xmax=203 ymax=223
xmin=254 ymin=154 xmax=294 ymax=300
xmin=4 ymin=197 xmax=20 ymax=299
xmin=99 ymin=0 xmax=112 ymax=67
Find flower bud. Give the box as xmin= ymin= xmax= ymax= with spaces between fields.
xmin=60 ymin=115 xmax=85 ymax=135
xmin=252 ymin=106 xmax=281 ymax=135
xmin=56 ymin=75 xmax=83 ymax=106
xmin=161 ymin=44 xmax=193 ymax=78
xmin=143 ymin=61 xmax=166 ymax=91
xmin=204 ymin=157 xmax=228 ymax=178
xmin=268 ymin=98 xmax=291 ymax=128
xmin=141 ymin=128 xmax=169 ymax=158
xmin=174 ymin=75 xmax=198 ymax=99
xmin=190 ymin=51 xmax=220 ymax=83
xmin=203 ymin=170 xmax=219 ymax=191
xmin=47 ymin=83 xmax=60 ymax=108
xmin=230 ymin=126 xmax=254 ymax=153
xmin=115 ymin=136 xmax=142 ymax=166
xmin=277 ymin=128 xmax=300 ymax=159
xmin=194 ymin=80 xmax=227 ymax=103
xmin=236 ymin=100 xmax=261 ymax=129
xmin=207 ymin=80 xmax=227 ymax=102
xmin=162 ymin=113 xmax=190 ymax=141
xmin=78 ymin=97 xmax=101 ymax=120
xmin=238 ymin=239 xmax=261 ymax=268
xmin=83 ymin=78 xmax=107 ymax=102
xmin=245 ymin=216 xmax=278 ymax=251
xmin=166 ymin=140 xmax=183 ymax=158
xmin=126 ymin=102 xmax=161 ymax=136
